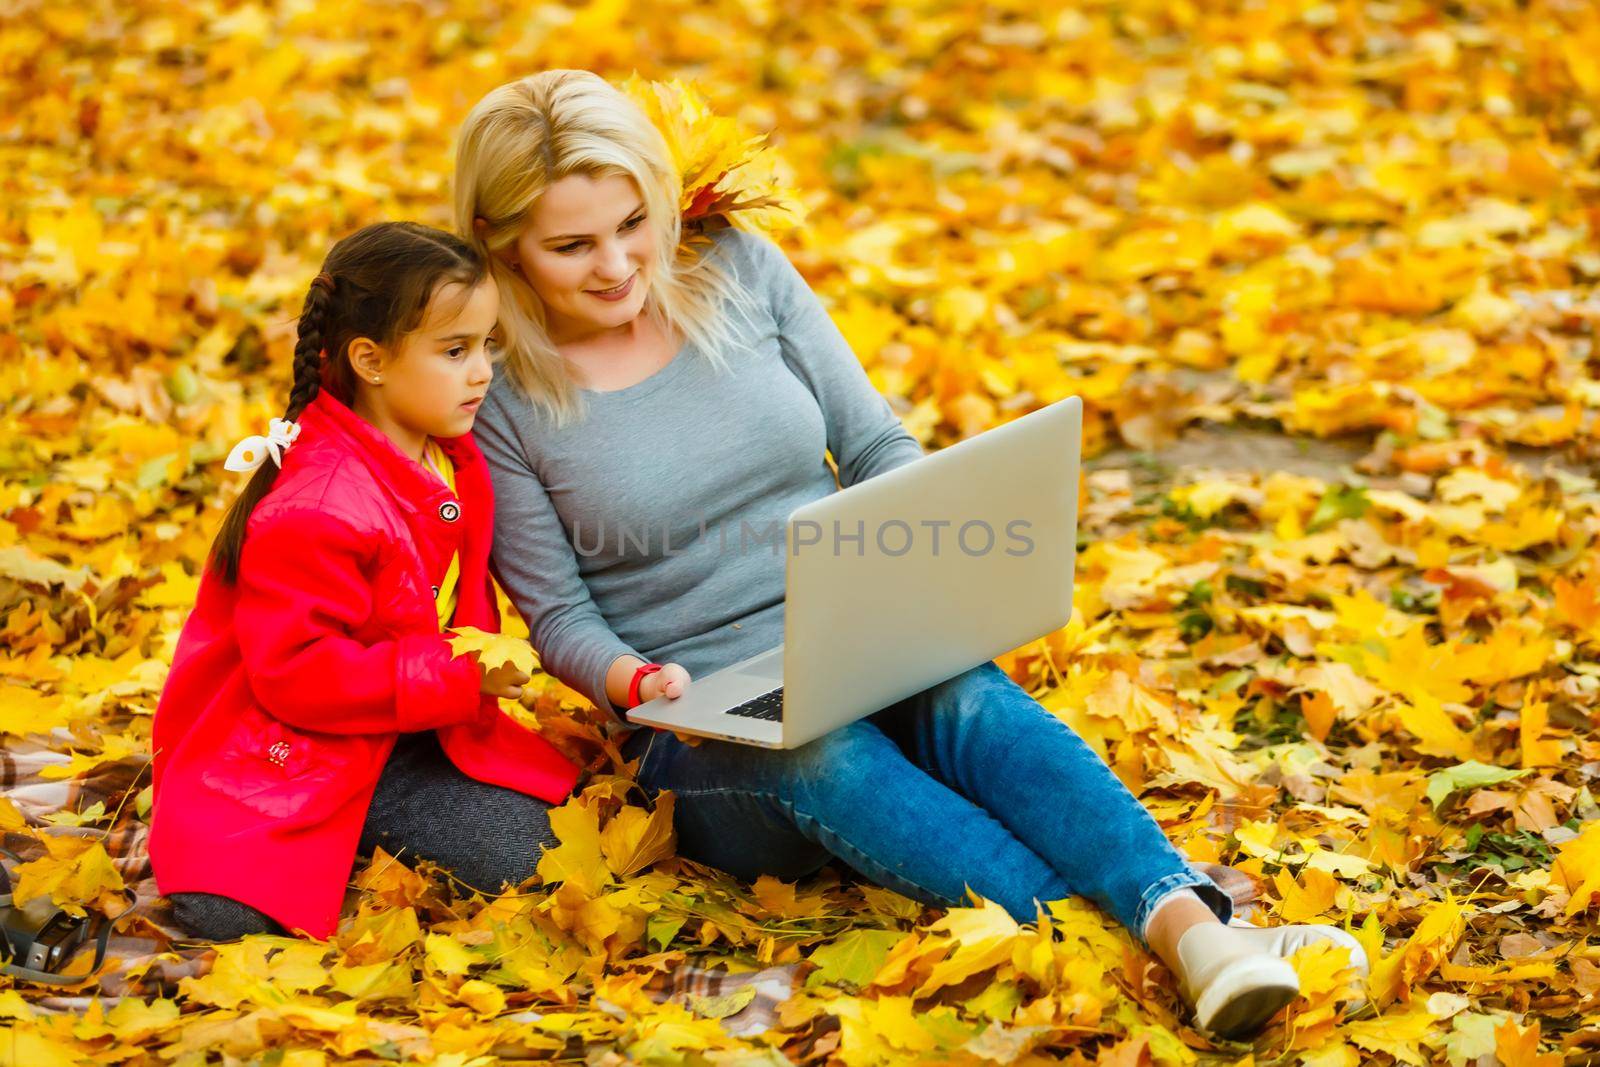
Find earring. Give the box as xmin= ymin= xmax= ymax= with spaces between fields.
xmin=372 ymin=375 xmax=382 ymax=384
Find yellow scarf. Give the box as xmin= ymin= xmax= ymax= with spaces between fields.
xmin=421 ymin=438 xmax=461 ymax=630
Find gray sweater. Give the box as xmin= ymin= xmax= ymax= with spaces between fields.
xmin=472 ymin=226 xmax=926 ymax=718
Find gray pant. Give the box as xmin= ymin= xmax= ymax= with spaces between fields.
xmin=169 ymin=728 xmax=561 ymax=940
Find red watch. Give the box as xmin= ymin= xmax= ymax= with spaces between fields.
xmin=627 ymin=663 xmax=664 ymax=709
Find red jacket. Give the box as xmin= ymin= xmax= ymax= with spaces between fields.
xmin=150 ymin=389 xmax=581 ymax=940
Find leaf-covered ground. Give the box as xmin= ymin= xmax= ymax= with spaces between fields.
xmin=3 ymin=0 xmax=1600 ymax=1063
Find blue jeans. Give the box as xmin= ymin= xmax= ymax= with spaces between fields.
xmin=621 ymin=659 xmax=1231 ymax=938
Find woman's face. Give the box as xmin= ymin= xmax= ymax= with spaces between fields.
xmin=506 ymin=171 xmax=656 ymax=345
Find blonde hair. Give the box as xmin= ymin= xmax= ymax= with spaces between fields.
xmin=453 ymin=69 xmax=763 ymax=428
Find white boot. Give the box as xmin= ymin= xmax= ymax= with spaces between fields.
xmin=1226 ymin=917 xmax=1370 ymax=986
xmin=1175 ymin=921 xmax=1369 ymax=1039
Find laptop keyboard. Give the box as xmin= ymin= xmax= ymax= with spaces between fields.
xmin=726 ymin=687 xmax=784 ymax=722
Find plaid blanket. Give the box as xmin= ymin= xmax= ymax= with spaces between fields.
xmin=2 ymin=729 xmax=1260 ymax=1033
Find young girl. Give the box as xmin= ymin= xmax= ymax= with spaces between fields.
xmin=150 ymin=221 xmax=583 ymax=942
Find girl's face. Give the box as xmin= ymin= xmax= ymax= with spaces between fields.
xmin=505 ymin=171 xmax=656 ymax=345
xmin=347 ymin=275 xmax=499 ymax=460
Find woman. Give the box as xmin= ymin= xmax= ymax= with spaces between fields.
xmin=455 ymin=69 xmax=1367 ymax=1039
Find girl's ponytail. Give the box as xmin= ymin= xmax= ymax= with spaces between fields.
xmin=204 ymin=276 xmax=336 ymax=584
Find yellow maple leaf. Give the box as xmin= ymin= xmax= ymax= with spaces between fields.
xmin=752 ymin=873 xmax=827 ymax=919
xmin=1168 ymin=477 xmax=1261 ymax=521
xmin=328 ymin=958 xmax=413 ymax=1005
xmin=836 ymin=994 xmax=940 ymax=1058
xmin=423 ymin=931 xmax=480 ymax=977
xmin=1368 ymin=896 xmax=1468 ymax=1006
xmin=1551 ymin=820 xmax=1600 ymax=916
xmin=544 ymin=881 xmax=624 ymax=955
xmin=1453 ymin=623 xmax=1552 ymax=689
xmin=1287 ymin=938 xmax=1366 ymax=1048
xmin=1212 ymin=201 xmax=1302 ymax=249
xmin=535 ymin=797 xmax=612 ymax=897
xmin=24 ymin=202 xmax=104 ymax=285
xmin=453 ymin=978 xmax=507 ymax=1018
xmin=179 ymin=937 xmax=332 ymax=1011
xmin=140 ymin=561 xmax=199 ymax=608
xmin=0 ymin=1026 xmax=102 ymax=1067
xmin=1344 ymin=1001 xmax=1438 ymax=1064
xmin=1272 ymin=867 xmax=1339 ymax=923
xmin=1479 ymin=506 xmax=1564 ymax=551
xmin=11 ymin=833 xmax=127 ymax=918
xmin=599 ymin=793 xmax=677 ymax=879
xmin=1551 ymin=570 xmax=1600 ymax=640
xmin=1494 ymin=1018 xmax=1562 ymax=1067
xmin=0 ymin=685 xmax=75 ymax=740
xmin=0 ymin=795 xmax=25 ymax=833
xmin=445 ymin=625 xmax=537 ymax=674
xmin=1393 ymin=692 xmax=1476 ymax=761
xmin=1518 ymin=697 xmax=1564 ymax=768
xmin=913 ymin=896 xmax=1020 ymax=996
xmin=1299 ymin=689 xmax=1338 ymax=743
xmin=619 ymin=74 xmax=804 ymax=238
xmin=1087 ymin=542 xmax=1172 ymax=609
xmin=1365 ymin=624 xmax=1475 ymax=707
xmin=1328 ymin=586 xmax=1403 ymax=640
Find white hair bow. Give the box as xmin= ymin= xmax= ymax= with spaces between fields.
xmin=224 ymin=418 xmax=302 ymax=473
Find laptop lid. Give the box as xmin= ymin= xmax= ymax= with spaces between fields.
xmin=778 ymin=395 xmax=1082 ymax=747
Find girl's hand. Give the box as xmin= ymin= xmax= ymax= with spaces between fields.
xmin=478 ymin=658 xmax=531 ymax=700
xmin=639 ymin=662 xmax=691 ymax=702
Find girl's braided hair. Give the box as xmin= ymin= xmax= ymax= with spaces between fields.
xmin=206 ymin=221 xmax=488 ymax=583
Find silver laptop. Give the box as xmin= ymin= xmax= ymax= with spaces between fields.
xmin=626 ymin=394 xmax=1082 ymax=748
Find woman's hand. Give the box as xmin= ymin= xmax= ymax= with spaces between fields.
xmin=639 ymin=662 xmax=691 ymax=702
xmin=477 ymin=657 xmax=531 ymax=701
